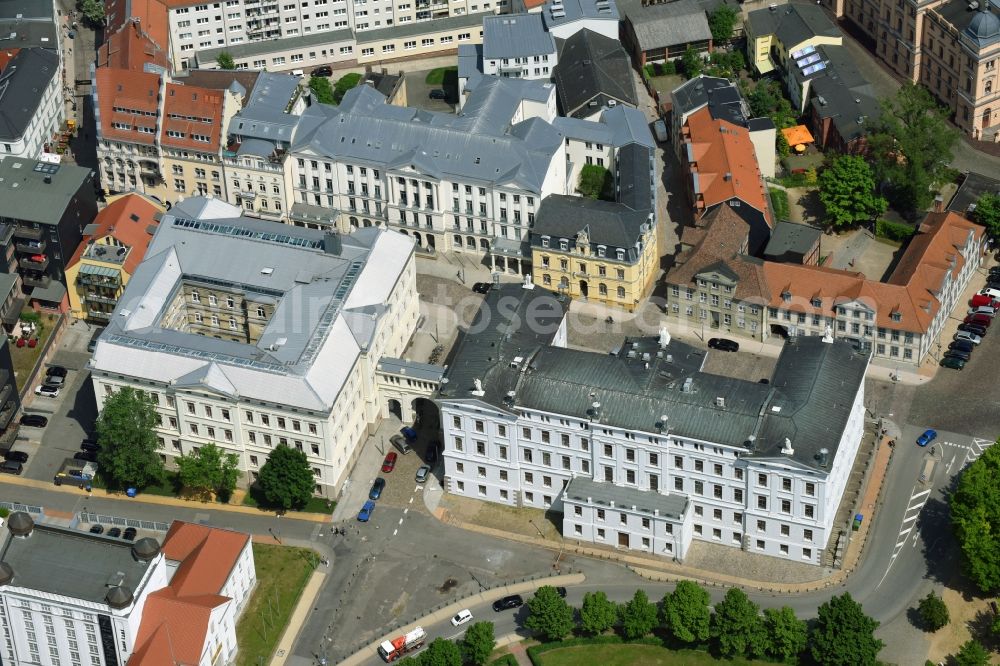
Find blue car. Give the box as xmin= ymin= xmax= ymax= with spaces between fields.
xmin=357 ymin=500 xmax=376 ymax=522
xmin=401 ymin=426 xmax=418 ymax=441
xmin=369 ymin=477 xmax=386 ymax=500
xmin=916 ymin=429 xmax=937 ymax=447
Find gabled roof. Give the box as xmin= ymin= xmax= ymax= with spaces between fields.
xmin=131 ymin=588 xmax=229 ymax=666
xmin=532 ymin=194 xmax=650 ymax=255
xmin=160 ymin=82 xmax=226 ymax=151
xmin=160 ymin=521 xmax=249 ymax=596
xmin=0 ymin=48 xmax=59 ymax=142
xmin=683 ymin=107 xmax=771 ymax=224
xmin=95 ymin=67 xmax=163 ymax=146
xmin=482 ymin=13 xmax=556 ymax=59
xmin=670 ymin=75 xmax=749 ymax=127
xmin=67 ymin=193 xmax=161 ymax=275
xmin=97 ymin=18 xmax=169 ymax=71
xmin=105 ymin=0 xmax=170 ymax=54
xmin=622 ymin=0 xmax=711 ymax=51
xmin=747 ymin=2 xmax=840 ymax=47
xmin=554 ymin=29 xmax=637 ymax=118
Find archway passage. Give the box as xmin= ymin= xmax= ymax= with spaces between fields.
xmin=411 ymin=397 xmax=440 ymax=432
xmin=388 ymin=399 xmax=402 ymax=420
xmin=579 ymin=280 xmax=589 ymax=298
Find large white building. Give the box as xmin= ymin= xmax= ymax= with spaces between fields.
xmin=436 ymin=284 xmax=871 ymax=565
xmin=0 ymin=514 xmax=255 ymax=666
xmin=88 ymin=197 xmax=418 ymax=498
xmin=0 ymin=48 xmax=63 ymax=160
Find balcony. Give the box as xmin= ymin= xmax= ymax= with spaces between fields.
xmin=19 ymin=255 xmax=49 ymax=271
xmin=22 ymin=274 xmax=51 ymax=289
xmin=13 ymin=226 xmax=43 ymax=241
xmin=139 ymin=161 xmax=159 ymax=176
xmin=85 ymin=292 xmax=119 ymax=306
xmin=76 ymin=273 xmax=121 ymax=289
xmin=88 ymin=309 xmax=113 ymax=322
xmin=15 ymin=240 xmax=45 ymax=254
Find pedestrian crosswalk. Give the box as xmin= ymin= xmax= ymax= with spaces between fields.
xmin=878 ymin=485 xmax=929 ymax=589
xmin=966 ymin=438 xmax=995 ymax=465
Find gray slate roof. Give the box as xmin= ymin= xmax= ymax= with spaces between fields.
xmin=532 ymin=194 xmax=650 ymax=257
xmin=292 ymin=79 xmax=563 ymax=193
xmin=439 ymin=284 xmax=870 ymax=472
xmin=198 ymin=28 xmax=354 ymax=63
xmin=357 ymin=12 xmax=483 ymax=43
xmin=671 ymin=75 xmax=748 ymax=127
xmin=807 ymin=45 xmax=881 ymax=144
xmin=554 ymin=29 xmax=637 ymax=118
xmin=228 ymin=72 xmax=302 ymax=149
xmin=763 ymin=221 xmax=821 ymax=259
xmin=0 ymin=0 xmax=58 ymax=49
xmin=747 ymin=3 xmax=839 ymax=46
xmin=0 ymin=158 xmax=94 ymax=225
xmin=377 ymin=357 xmax=446 ymax=382
xmin=544 ymin=0 xmax=620 ymax=29
xmin=483 ymin=13 xmax=556 ymax=59
xmin=0 ymin=48 xmax=59 ymax=141
xmin=564 ymin=476 xmax=688 ymax=520
xmin=948 ymin=171 xmax=1000 ymax=216
xmin=621 ymin=0 xmax=711 ymax=51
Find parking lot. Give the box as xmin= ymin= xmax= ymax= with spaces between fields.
xmin=10 ymin=321 xmax=98 ymax=484
xmin=405 ymin=67 xmax=458 ymax=113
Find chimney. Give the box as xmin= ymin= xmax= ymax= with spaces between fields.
xmin=323 ymin=231 xmax=342 ymax=255
xmin=933 ymin=194 xmax=944 ymax=213
xmin=818 ymin=448 xmax=830 ymax=467
xmin=780 ymin=438 xmax=794 ymax=456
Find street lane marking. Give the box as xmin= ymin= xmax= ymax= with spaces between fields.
xmin=878 ymin=483 xmax=931 ymax=590
xmin=910 ymin=488 xmax=931 ymax=501
xmin=404 ymin=508 xmax=409 ymax=515
xmin=393 ymin=529 xmax=398 ymax=536
xmin=398 ymin=518 xmax=404 ymax=525
xmin=902 ymin=514 xmax=918 ymax=524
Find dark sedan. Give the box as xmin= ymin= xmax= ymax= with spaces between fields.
xmin=74 ymin=451 xmax=98 ymax=462
xmin=3 ymin=450 xmax=28 ymax=463
xmin=472 ymin=282 xmax=491 ymax=294
xmin=369 ymin=477 xmax=386 ymax=500
xmin=19 ymin=414 xmax=48 ymax=428
xmin=492 ymin=595 xmax=524 ymax=612
xmin=708 ymin=338 xmax=739 ymax=352
xmin=958 ymin=323 xmax=988 ymax=337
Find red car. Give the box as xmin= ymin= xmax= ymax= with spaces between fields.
xmin=381 ymin=452 xmax=398 ymax=473
xmin=970 ymin=294 xmax=999 ymax=308
xmin=964 ymin=313 xmax=992 ymax=328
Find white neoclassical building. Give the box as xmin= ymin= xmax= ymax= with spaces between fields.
xmin=88 ymin=197 xmax=418 ymax=498
xmin=436 ymin=284 xmax=870 ymax=565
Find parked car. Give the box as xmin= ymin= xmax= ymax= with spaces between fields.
xmin=949 ymin=340 xmax=975 ymax=353
xmin=415 ymin=465 xmax=431 ymax=484
xmin=958 ymin=323 xmax=988 ymax=337
xmin=45 ymin=366 xmax=68 ymax=378
xmin=492 ymin=595 xmax=524 ymax=612
xmin=107 ymin=527 xmax=122 ymax=538
xmin=357 ymin=499 xmax=376 ymax=522
xmin=381 ymin=452 xmax=398 ymax=473
xmin=980 ymin=288 xmax=1000 ymax=299
xmin=3 ymin=450 xmax=28 ymax=463
xmin=122 ymin=527 xmax=138 ymax=541
xmin=390 ymin=434 xmax=412 ymax=455
xmin=450 ymin=609 xmax=473 ymax=627
xmin=401 ymin=426 xmax=418 ymax=441
xmin=34 ymin=385 xmax=59 ymax=398
xmin=311 ymin=65 xmax=333 ymax=77
xmin=19 ymin=414 xmax=48 ymax=428
xmin=369 ymin=477 xmax=386 ymax=500
xmin=708 ymin=337 xmax=739 ymax=352
xmin=954 ymin=330 xmax=983 ymax=345
xmin=74 ymin=451 xmax=97 ymax=462
xmin=963 ymin=314 xmax=992 ymax=328
xmin=472 ymin=282 xmax=491 ymax=294
xmin=80 ymin=440 xmax=100 ymax=452
xmin=916 ymin=429 xmax=938 ymax=447
xmin=89 ymin=524 xmax=105 ymax=534
xmin=87 ymin=327 xmax=105 ymax=352
xmin=970 ymin=294 xmax=999 ymax=308
xmin=968 ymin=306 xmax=997 ymax=317
xmin=940 ymin=356 xmax=966 ymax=370
xmin=429 ymin=88 xmax=447 ymax=100
xmin=555 ymin=587 xmax=568 ymax=598
xmin=0 ymin=460 xmax=22 ymax=475
xmin=945 ymin=347 xmax=971 ymax=361
xmin=43 ymin=375 xmax=65 ymax=387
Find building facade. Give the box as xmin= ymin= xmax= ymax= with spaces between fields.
xmin=436 ymin=285 xmax=871 ymax=565
xmin=481 ymin=13 xmax=558 ymax=79
xmin=0 ymin=49 xmax=63 ymax=161
xmin=88 ymin=198 xmax=418 ymax=498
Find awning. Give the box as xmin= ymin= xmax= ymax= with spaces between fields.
xmin=781 ymin=125 xmax=815 ymax=146
xmin=79 ymin=263 xmax=119 ymax=277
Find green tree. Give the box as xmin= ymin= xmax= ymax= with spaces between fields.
xmin=916 ymin=592 xmax=950 ymax=631
xmin=309 ymin=76 xmax=336 ymax=105
xmin=79 ymin=0 xmax=105 ymax=26
xmin=96 ymin=387 xmax=164 ymax=489
xmin=580 ymin=591 xmax=618 ymax=635
xmin=176 ymin=443 xmax=240 ymax=500
xmin=682 ymin=47 xmax=704 ymax=79
xmin=973 ymin=192 xmax=1000 ymax=240
xmin=257 ymin=445 xmax=315 ymax=510
xmin=662 ymin=580 xmax=711 ymax=645
xmin=955 ymin=639 xmax=990 ymax=666
xmin=333 ymin=72 xmax=363 ymax=103
xmin=810 ymin=592 xmax=884 ymax=666
xmin=950 ymin=441 xmax=1000 ymax=594
xmin=460 ymin=622 xmax=495 ymax=666
xmin=421 ymin=638 xmax=462 ymax=666
xmin=619 ymin=589 xmax=658 ymax=640
xmin=708 ymin=5 xmax=739 ymax=44
xmin=762 ymin=606 xmax=807 ymax=662
xmin=711 ymin=588 xmax=765 ymax=658
xmin=524 ymin=586 xmax=575 ymax=641
xmin=818 ymin=155 xmax=887 ymax=228
xmin=868 ymin=83 xmax=959 ymax=213
xmin=577 ymin=164 xmax=613 ymax=200
xmin=217 ymin=52 xmax=236 ymax=70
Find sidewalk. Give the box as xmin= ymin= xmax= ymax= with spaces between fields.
xmin=269 ymin=568 xmax=328 ymax=666
xmin=0 ymin=474 xmax=332 ymax=523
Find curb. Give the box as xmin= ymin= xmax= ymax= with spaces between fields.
xmin=337 ymin=573 xmax=585 ymax=666
xmin=269 ymin=569 xmax=328 ymax=666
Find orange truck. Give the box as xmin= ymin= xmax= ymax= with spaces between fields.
xmin=377 ymin=627 xmax=426 ymax=662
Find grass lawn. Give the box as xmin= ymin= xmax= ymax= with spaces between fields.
xmin=11 ymin=315 xmax=55 ymax=391
xmin=536 ymin=645 xmax=782 ymax=666
xmin=769 ymin=188 xmax=790 ymax=223
xmin=235 ymin=543 xmax=318 ymax=666
xmin=425 ymin=66 xmax=456 ymax=84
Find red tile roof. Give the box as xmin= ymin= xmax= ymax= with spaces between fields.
xmin=114 ymin=0 xmax=170 ymax=54
xmin=763 ymin=212 xmax=982 ymax=333
xmin=67 ymin=194 xmax=161 ymax=276
xmin=95 ymin=68 xmax=162 ymax=146
xmin=683 ymin=107 xmax=772 ymax=226
xmin=98 ymin=19 xmax=169 ymax=71
xmin=160 ymin=83 xmax=225 ymax=151
xmin=160 ymin=521 xmax=250 ymax=597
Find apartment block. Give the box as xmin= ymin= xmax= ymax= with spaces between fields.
xmin=88 ymin=197 xmax=418 ymax=497
xmin=437 ymin=283 xmax=870 ymax=565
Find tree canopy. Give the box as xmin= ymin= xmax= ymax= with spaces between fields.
xmin=524 ymin=586 xmax=574 ymax=641
xmin=810 ymin=592 xmax=883 ymax=666
xmin=917 ymin=592 xmax=950 ymax=631
xmin=460 ymin=622 xmax=495 ymax=666
xmin=818 ymin=155 xmax=887 ymax=228
xmin=309 ymin=76 xmax=336 ymax=105
xmin=96 ymin=387 xmax=164 ymax=489
xmin=662 ymin=580 xmax=711 ymax=644
xmin=619 ymin=589 xmax=658 ymax=640
xmin=176 ymin=443 xmax=240 ymax=501
xmin=682 ymin=48 xmax=704 ymax=79
xmin=580 ymin=591 xmax=618 ymax=635
xmin=955 ymin=639 xmax=990 ymax=666
xmin=762 ymin=606 xmax=807 ymax=662
xmin=950 ymin=440 xmax=1000 ymax=594
xmin=216 ymin=52 xmax=236 ymax=70
xmin=257 ymin=445 xmax=316 ymax=510
xmin=333 ymin=72 xmax=363 ymax=103
xmin=711 ymin=588 xmax=766 ymax=658
xmin=708 ymin=5 xmax=739 ymax=44
xmin=420 ymin=638 xmax=462 ymax=666
xmin=868 ymin=83 xmax=958 ymax=214
xmin=973 ymin=193 xmax=1000 ymax=240
xmin=577 ymin=164 xmax=614 ymax=201
xmin=79 ymin=0 xmax=106 ymax=26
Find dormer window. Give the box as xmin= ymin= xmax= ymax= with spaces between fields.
xmin=541 ymin=236 xmax=550 ymax=248
xmin=597 ymin=245 xmax=606 ymax=258
xmin=781 ymin=291 xmax=791 ymax=302
xmin=811 ymin=298 xmax=821 ymax=308
xmin=616 ymin=249 xmax=625 ymax=261
xmin=891 ymin=312 xmax=902 ymax=322
xmin=560 ymin=239 xmax=568 ymax=251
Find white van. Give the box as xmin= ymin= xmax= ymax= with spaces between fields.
xmin=291 ymin=69 xmax=304 ymax=78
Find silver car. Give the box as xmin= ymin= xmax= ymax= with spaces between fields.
xmin=415 ymin=465 xmax=431 ymax=484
